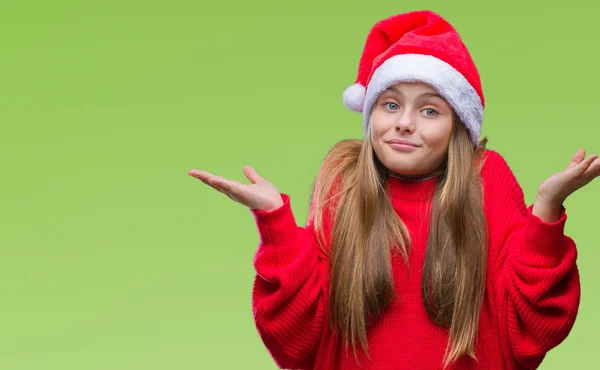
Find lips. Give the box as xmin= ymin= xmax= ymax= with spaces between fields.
xmin=386 ymin=140 xmax=419 ymax=147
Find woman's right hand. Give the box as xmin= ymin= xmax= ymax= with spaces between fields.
xmin=188 ymin=165 xmax=284 ymax=212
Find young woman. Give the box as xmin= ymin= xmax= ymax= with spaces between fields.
xmin=189 ymin=10 xmax=596 ymax=370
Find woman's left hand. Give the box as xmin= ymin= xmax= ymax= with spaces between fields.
xmin=537 ymin=149 xmax=600 ymax=207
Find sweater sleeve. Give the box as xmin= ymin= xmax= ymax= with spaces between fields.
xmin=484 ymin=150 xmax=581 ymax=369
xmin=250 ymin=191 xmax=330 ymax=369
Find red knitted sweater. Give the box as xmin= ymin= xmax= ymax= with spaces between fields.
xmin=250 ymin=149 xmax=580 ymax=370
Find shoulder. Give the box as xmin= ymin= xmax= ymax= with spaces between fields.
xmin=481 ymin=149 xmax=510 ymax=174
xmin=481 ymin=149 xmax=519 ymax=185
xmin=480 ymin=148 xmax=528 ymax=215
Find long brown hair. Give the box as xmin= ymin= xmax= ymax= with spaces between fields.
xmin=309 ymin=114 xmax=488 ymax=367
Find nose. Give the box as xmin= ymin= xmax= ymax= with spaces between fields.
xmin=395 ymin=110 xmax=415 ymax=133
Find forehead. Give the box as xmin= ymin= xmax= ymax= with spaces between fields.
xmin=377 ymin=84 xmax=448 ymax=107
xmin=383 ymin=81 xmax=438 ymax=95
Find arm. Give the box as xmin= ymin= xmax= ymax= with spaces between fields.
xmin=251 ymin=192 xmax=330 ymax=369
xmin=188 ymin=161 xmax=334 ymax=368
xmin=484 ymin=151 xmax=581 ymax=369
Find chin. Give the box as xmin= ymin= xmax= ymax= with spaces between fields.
xmin=394 ymin=169 xmax=423 ymax=177
xmin=386 ymin=164 xmax=422 ymax=176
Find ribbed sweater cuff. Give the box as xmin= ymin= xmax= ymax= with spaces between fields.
xmin=519 ymin=204 xmax=568 ymax=267
xmin=251 ymin=193 xmax=299 ymax=247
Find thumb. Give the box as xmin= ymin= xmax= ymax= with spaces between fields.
xmin=243 ymin=165 xmax=265 ymax=184
xmin=567 ymin=148 xmax=586 ymax=169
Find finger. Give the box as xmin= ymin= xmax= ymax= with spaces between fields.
xmin=243 ymin=166 xmax=264 ymax=184
xmin=208 ymin=176 xmax=232 ymax=189
xmin=209 ymin=179 xmax=235 ymax=198
xmin=188 ymin=169 xmax=214 ymax=183
xmin=584 ymin=156 xmax=600 ymax=178
xmin=210 ymin=177 xmax=247 ymax=203
xmin=567 ymin=149 xmax=586 ymax=169
xmin=575 ymin=153 xmax=598 ymax=173
xmin=204 ymin=178 xmax=225 ymax=192
xmin=211 ymin=176 xmax=247 ymax=195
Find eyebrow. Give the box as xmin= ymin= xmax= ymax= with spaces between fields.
xmin=383 ymin=86 xmax=444 ymax=100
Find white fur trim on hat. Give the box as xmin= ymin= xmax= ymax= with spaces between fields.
xmin=342 ymin=83 xmax=366 ymax=112
xmin=362 ymin=54 xmax=484 ymax=147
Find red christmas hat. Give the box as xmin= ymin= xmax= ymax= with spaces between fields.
xmin=343 ymin=10 xmax=485 ymax=147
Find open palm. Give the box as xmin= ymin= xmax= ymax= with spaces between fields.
xmin=188 ymin=165 xmax=284 ymax=212
xmin=537 ymin=149 xmax=600 ymax=206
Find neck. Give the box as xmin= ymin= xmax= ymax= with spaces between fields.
xmin=388 ymin=169 xmax=444 ymax=182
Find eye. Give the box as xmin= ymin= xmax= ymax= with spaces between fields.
xmin=384 ymin=102 xmax=399 ymax=111
xmin=422 ymin=108 xmax=438 ymax=117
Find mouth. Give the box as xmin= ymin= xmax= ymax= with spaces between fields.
xmin=387 ymin=142 xmax=419 ymax=151
xmin=385 ymin=140 xmax=419 ymax=147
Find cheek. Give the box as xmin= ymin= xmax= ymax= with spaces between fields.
xmin=369 ymin=116 xmax=388 ymax=141
xmin=422 ymin=124 xmax=452 ymax=150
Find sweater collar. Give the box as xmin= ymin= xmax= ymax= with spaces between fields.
xmin=387 ymin=173 xmax=439 ymax=201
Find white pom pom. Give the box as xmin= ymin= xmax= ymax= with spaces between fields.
xmin=342 ymin=83 xmax=366 ymax=112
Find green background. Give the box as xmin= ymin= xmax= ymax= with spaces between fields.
xmin=1 ymin=0 xmax=598 ymax=369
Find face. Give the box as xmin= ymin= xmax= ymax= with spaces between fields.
xmin=369 ymin=81 xmax=454 ymax=179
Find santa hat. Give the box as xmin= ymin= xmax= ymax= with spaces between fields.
xmin=343 ymin=10 xmax=485 ymax=147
